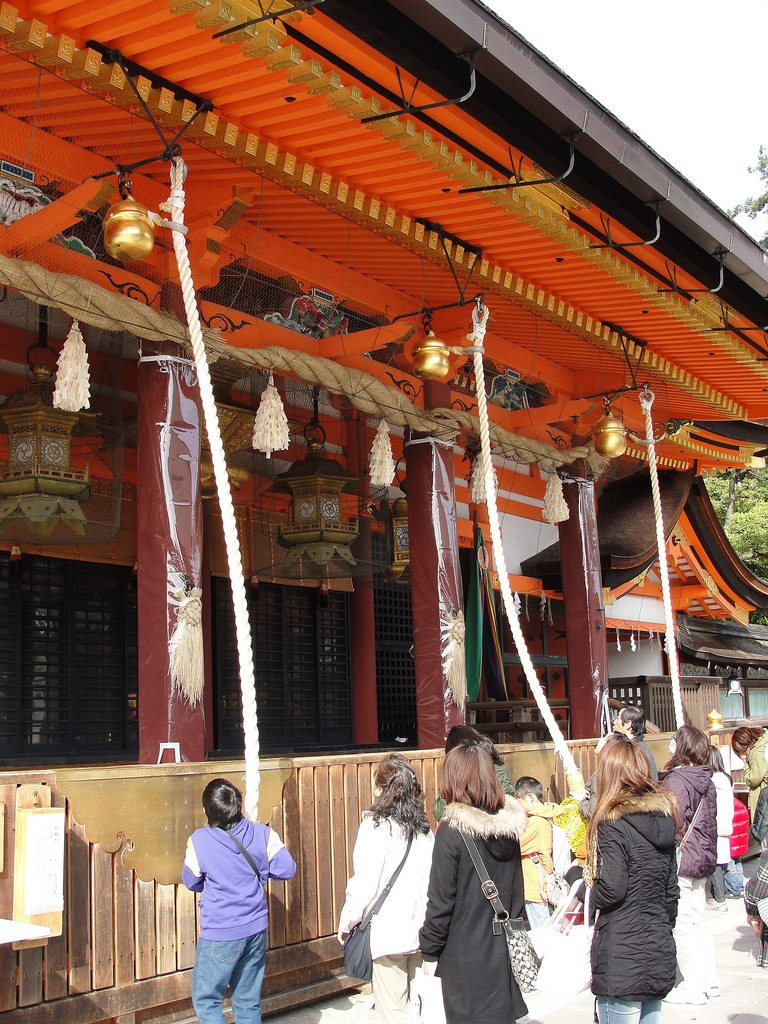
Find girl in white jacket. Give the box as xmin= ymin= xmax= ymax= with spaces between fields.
xmin=338 ymin=754 xmax=434 ymax=1024
xmin=707 ymin=744 xmax=735 ymax=914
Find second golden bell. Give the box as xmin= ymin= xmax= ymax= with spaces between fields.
xmin=102 ymin=198 xmax=155 ymax=262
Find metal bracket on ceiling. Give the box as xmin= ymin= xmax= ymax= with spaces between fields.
xmin=588 ymin=201 xmax=663 ymax=250
xmin=600 ymin=323 xmax=647 ymax=390
xmin=458 ymin=132 xmax=579 ymax=195
xmin=212 ymin=0 xmax=326 ymax=39
xmin=87 ymin=46 xmax=212 ymax=179
xmin=361 ymin=51 xmax=479 ymax=125
xmin=659 ymin=251 xmax=728 ymax=296
xmin=392 ymin=221 xmax=483 ymax=321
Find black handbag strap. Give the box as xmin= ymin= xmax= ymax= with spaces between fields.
xmin=359 ymin=833 xmax=414 ymax=929
xmin=216 ymin=827 xmax=265 ymax=883
xmin=460 ymin=832 xmax=514 ymax=935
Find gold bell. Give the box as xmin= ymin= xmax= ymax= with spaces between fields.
xmin=411 ymin=329 xmax=450 ymax=380
xmin=592 ymin=413 xmax=627 ymax=459
xmin=102 ymin=197 xmax=155 ymax=262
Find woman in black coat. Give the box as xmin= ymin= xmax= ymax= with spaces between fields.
xmin=419 ymin=744 xmax=529 ymax=1023
xmin=660 ymin=725 xmax=719 ymax=1005
xmin=586 ymin=734 xmax=679 ymax=1024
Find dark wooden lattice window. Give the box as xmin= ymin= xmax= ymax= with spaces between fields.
xmin=213 ymin=579 xmax=352 ymax=752
xmin=373 ymin=554 xmax=416 ymax=744
xmin=0 ymin=553 xmax=137 ymax=762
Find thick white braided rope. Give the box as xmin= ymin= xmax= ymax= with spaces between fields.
xmin=472 ymin=328 xmax=580 ymax=779
xmin=639 ymin=389 xmax=684 ymax=730
xmin=166 ymin=159 xmax=261 ymax=817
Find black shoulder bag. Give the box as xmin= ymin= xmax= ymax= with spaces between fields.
xmin=461 ymin=832 xmax=541 ymax=994
xmin=343 ymin=833 xmax=413 ymax=981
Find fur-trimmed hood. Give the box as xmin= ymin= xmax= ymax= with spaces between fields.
xmin=601 ymin=790 xmax=678 ymax=853
xmin=443 ymin=795 xmax=527 ymax=840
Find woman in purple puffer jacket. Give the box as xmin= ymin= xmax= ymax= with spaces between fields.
xmin=660 ymin=725 xmax=718 ymax=1006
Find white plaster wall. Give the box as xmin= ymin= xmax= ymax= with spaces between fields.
xmin=499 ymin=513 xmax=558 ymax=575
xmin=607 ymin=644 xmax=665 ymax=679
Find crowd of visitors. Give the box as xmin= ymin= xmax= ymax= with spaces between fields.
xmin=176 ymin=717 xmax=768 ymax=1024
xmin=334 ymin=716 xmax=768 ymax=1024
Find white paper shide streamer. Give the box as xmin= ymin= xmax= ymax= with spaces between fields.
xmin=369 ymin=418 xmax=396 ymax=487
xmin=170 ymin=586 xmax=204 ymax=705
xmin=53 ymin=319 xmax=90 ymax=411
xmin=252 ymin=372 xmax=289 ymax=458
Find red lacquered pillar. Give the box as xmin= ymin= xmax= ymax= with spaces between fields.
xmin=558 ymin=466 xmax=608 ymax=740
xmin=405 ymin=381 xmax=465 ymax=749
xmin=136 ymin=337 xmax=206 ymax=763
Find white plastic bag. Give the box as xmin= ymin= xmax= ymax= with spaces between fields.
xmin=408 ymin=971 xmax=447 ymax=1024
xmin=535 ymin=883 xmax=593 ymax=998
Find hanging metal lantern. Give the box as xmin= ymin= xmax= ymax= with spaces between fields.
xmin=384 ymin=495 xmax=410 ymax=580
xmin=102 ymin=197 xmax=155 ymax=262
xmin=272 ymin=391 xmax=359 ymax=572
xmin=592 ymin=399 xmax=627 ymax=459
xmin=411 ymin=313 xmax=450 ymax=380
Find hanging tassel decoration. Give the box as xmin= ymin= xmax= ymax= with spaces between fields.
xmin=53 ymin=320 xmax=90 ymax=412
xmin=540 ymin=591 xmax=547 ymax=622
xmin=440 ymin=608 xmax=467 ymax=707
xmin=369 ymin=419 xmax=396 ymax=488
xmin=630 ymin=630 xmax=637 ymax=652
xmin=251 ymin=373 xmax=289 ymax=458
xmin=169 ymin=586 xmax=204 ymax=706
xmin=615 ymin=627 xmax=621 ymax=652
xmin=542 ymin=470 xmax=569 ymax=525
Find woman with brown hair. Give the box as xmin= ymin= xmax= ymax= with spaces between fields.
xmin=660 ymin=725 xmax=718 ymax=1005
xmin=586 ymin=733 xmax=679 ymax=1024
xmin=731 ymin=725 xmax=768 ymax=818
xmin=419 ymin=743 xmax=528 ymax=1024
xmin=337 ymin=754 xmax=434 ymax=1024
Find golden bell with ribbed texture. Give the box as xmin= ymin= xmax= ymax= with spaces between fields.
xmin=411 ymin=329 xmax=450 ymax=380
xmin=592 ymin=413 xmax=627 ymax=459
xmin=102 ymin=198 xmax=155 ymax=262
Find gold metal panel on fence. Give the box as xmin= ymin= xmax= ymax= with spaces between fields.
xmin=55 ymin=760 xmax=292 ymax=885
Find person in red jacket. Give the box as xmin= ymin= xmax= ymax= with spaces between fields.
xmin=726 ymin=797 xmax=749 ymax=898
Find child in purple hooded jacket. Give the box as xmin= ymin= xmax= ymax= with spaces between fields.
xmin=183 ymin=778 xmax=296 ymax=1024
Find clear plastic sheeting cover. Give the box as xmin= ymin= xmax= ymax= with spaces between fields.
xmin=405 ymin=436 xmax=465 ymax=748
xmin=136 ymin=353 xmax=204 ymax=758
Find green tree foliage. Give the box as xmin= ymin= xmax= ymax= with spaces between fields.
xmin=730 ymin=146 xmax=768 ymax=248
xmin=704 ymin=468 xmax=768 ymax=623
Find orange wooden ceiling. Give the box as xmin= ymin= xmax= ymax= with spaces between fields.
xmin=3 ymin=0 xmax=768 ymax=454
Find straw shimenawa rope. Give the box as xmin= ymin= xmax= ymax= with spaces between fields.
xmin=0 ymin=253 xmax=609 ymax=476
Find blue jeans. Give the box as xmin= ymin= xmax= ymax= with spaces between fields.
xmin=525 ymin=901 xmax=550 ymax=929
xmin=596 ymin=997 xmax=662 ymax=1024
xmin=192 ymin=931 xmax=268 ymax=1024
xmin=724 ymin=858 xmax=744 ymax=896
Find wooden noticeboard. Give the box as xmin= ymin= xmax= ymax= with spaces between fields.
xmin=12 ymin=785 xmax=65 ymax=944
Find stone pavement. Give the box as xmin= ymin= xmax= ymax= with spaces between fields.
xmin=264 ymin=885 xmax=768 ymax=1023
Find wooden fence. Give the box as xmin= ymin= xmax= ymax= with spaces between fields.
xmin=0 ymin=730 xmax=729 ymax=1023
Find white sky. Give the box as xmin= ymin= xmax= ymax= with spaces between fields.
xmin=485 ymin=0 xmax=767 ymax=242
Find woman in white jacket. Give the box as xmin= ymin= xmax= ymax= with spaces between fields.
xmin=707 ymin=744 xmax=734 ymax=914
xmin=338 ymin=754 xmax=435 ymax=1023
